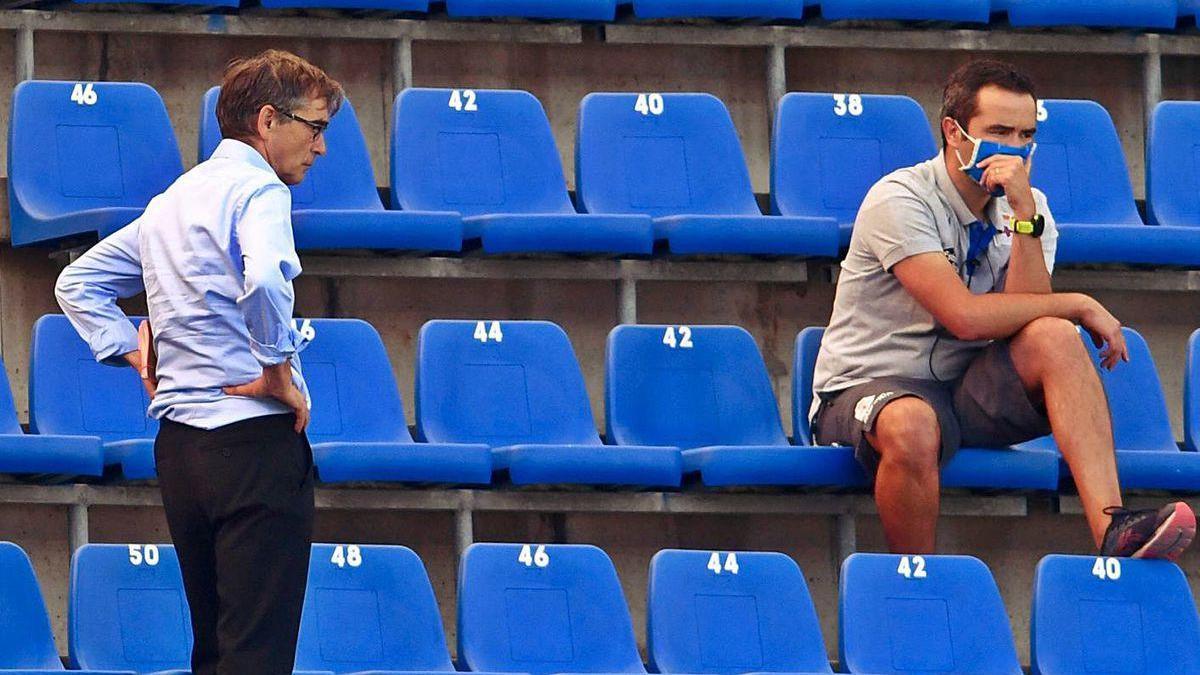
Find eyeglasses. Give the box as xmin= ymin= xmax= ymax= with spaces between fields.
xmin=278 ymin=110 xmax=329 ymax=141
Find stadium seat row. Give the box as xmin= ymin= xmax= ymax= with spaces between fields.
xmin=16 ymin=315 xmax=1200 ymax=492
xmin=63 ymin=0 xmax=1195 ymax=31
xmin=15 ymin=81 xmax=1200 ymax=266
xmin=2 ymin=540 xmax=1197 ymax=673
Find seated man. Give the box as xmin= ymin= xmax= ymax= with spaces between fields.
xmin=811 ymin=59 xmax=1194 ymax=558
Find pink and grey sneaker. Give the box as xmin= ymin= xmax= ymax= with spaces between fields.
xmin=1100 ymin=502 xmax=1197 ymax=561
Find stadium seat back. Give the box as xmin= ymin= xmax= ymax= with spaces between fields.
xmin=391 ymin=88 xmax=574 ymax=217
xmin=1147 ymin=101 xmax=1200 ymax=226
xmin=771 ymin=93 xmax=937 ymax=224
xmin=606 ymin=325 xmax=789 ymax=449
xmin=30 ymin=315 xmax=157 ymax=444
xmin=1001 ymin=0 xmax=1178 ymax=28
xmin=70 ymin=543 xmax=192 ymax=671
xmin=1023 ymin=327 xmax=1175 ymax=453
xmin=200 ymin=87 xmax=384 ymax=211
xmin=576 ymin=93 xmax=761 ymax=218
xmin=839 ymin=553 xmax=1020 ymax=674
xmin=1032 ymin=555 xmax=1200 ymax=674
xmin=297 ymin=544 xmax=455 ymax=672
xmin=458 ymin=543 xmax=644 ymax=674
xmin=416 ymin=320 xmax=600 ymax=446
xmin=1028 ymin=99 xmax=1141 ymax=225
xmin=8 ymin=80 xmax=183 ymax=245
xmin=648 ymin=549 xmax=831 ymax=674
xmin=447 ymin=0 xmax=617 ymax=19
xmin=299 ymin=318 xmax=416 ymax=444
xmin=791 ymin=327 xmax=825 ymax=445
xmin=0 ymin=541 xmax=65 ymax=669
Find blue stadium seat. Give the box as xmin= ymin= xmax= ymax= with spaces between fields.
xmin=73 ymin=0 xmax=235 ymax=7
xmin=199 ymin=87 xmax=462 ymax=252
xmin=0 ymin=541 xmax=116 ymax=672
xmin=296 ymin=543 xmax=459 ymax=674
xmin=8 ymin=81 xmax=183 ymax=247
xmin=30 ymin=315 xmax=158 ymax=480
xmin=818 ymin=0 xmax=989 ymax=21
xmin=1020 ymin=327 xmax=1200 ymax=490
xmin=0 ymin=353 xmax=103 ymax=478
xmin=458 ymin=543 xmax=644 ymax=675
xmin=647 ymin=549 xmax=832 ymax=675
xmin=415 ymin=320 xmax=681 ymax=487
xmin=446 ymin=0 xmax=617 ymax=19
xmin=771 ymin=92 xmax=938 ymax=249
xmin=631 ymin=0 xmax=803 ymax=18
xmin=605 ymin=324 xmax=862 ymax=488
xmin=1031 ymin=99 xmax=1200 ymax=266
xmin=69 ymin=543 xmax=192 ymax=674
xmin=1184 ymin=329 xmax=1200 ymax=455
xmin=998 ymin=0 xmax=1178 ymax=28
xmin=1032 ymin=555 xmax=1200 ymax=674
xmin=300 ymin=319 xmax=492 ymax=485
xmin=840 ymin=553 xmax=1021 ymax=675
xmin=1184 ymin=0 xmax=1200 ymax=19
xmin=793 ymin=327 xmax=1061 ymax=489
xmin=390 ymin=88 xmax=654 ymax=255
xmin=577 ymin=93 xmax=839 ymax=256
xmin=1147 ymin=101 xmax=1200 ymax=227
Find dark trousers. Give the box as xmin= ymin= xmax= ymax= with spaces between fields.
xmin=155 ymin=413 xmax=315 ymax=675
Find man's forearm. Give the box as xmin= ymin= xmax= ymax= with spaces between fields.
xmin=948 ymin=291 xmax=1091 ymax=342
xmin=1002 ymin=233 xmax=1052 ymax=295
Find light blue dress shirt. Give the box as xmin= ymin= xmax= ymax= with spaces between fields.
xmin=55 ymin=139 xmax=311 ymax=430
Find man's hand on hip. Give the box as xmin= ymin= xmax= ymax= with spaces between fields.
xmin=223 ymin=361 xmax=310 ymax=433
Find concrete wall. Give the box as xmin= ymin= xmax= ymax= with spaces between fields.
xmin=0 ymin=25 xmax=1196 ymax=669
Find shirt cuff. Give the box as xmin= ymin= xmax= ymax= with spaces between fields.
xmin=90 ymin=322 xmax=139 ymax=367
xmin=249 ymin=324 xmax=307 ymax=367
xmin=879 ymin=241 xmax=946 ymax=273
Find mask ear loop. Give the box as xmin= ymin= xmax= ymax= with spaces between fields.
xmin=953 ymin=119 xmax=982 ymax=171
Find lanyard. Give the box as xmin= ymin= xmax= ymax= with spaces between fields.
xmin=964 ymin=220 xmax=997 ymax=276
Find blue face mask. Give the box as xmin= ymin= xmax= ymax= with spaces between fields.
xmin=954 ymin=120 xmax=1037 ymax=197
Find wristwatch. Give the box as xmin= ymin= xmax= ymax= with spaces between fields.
xmin=1010 ymin=213 xmax=1045 ymax=238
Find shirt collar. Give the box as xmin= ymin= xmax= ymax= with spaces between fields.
xmin=933 ymin=149 xmax=982 ymax=228
xmin=211 ymin=138 xmax=277 ymax=177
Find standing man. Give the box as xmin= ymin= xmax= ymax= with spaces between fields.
xmin=812 ymin=59 xmax=1195 ymax=559
xmin=55 ymin=50 xmax=342 ymax=673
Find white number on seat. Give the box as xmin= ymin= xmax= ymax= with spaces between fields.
xmin=662 ymin=326 xmax=694 ymax=349
xmin=1092 ymin=556 xmax=1121 ymax=581
xmin=635 ymin=93 xmax=665 ymax=116
xmin=449 ymin=89 xmax=478 ymax=112
xmin=897 ymin=555 xmax=927 ymax=579
xmin=473 ymin=321 xmax=504 ymax=343
xmin=331 ymin=545 xmax=362 ymax=568
xmin=833 ymin=94 xmax=863 ymax=117
xmin=518 ymin=544 xmax=549 ymax=568
xmin=71 ymin=83 xmax=98 ymax=106
xmin=292 ymin=319 xmax=316 ymax=341
xmin=1036 ymin=100 xmax=1049 ymax=122
xmin=128 ymin=544 xmax=159 ymax=566
xmin=706 ymin=551 xmax=739 ymax=575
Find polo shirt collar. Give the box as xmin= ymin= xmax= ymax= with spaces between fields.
xmin=933 ymin=150 xmax=982 ymax=228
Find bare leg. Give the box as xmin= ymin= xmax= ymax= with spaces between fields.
xmin=1008 ymin=317 xmax=1122 ymax=548
xmin=867 ymin=397 xmax=943 ymax=554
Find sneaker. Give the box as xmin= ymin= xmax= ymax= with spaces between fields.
xmin=1100 ymin=502 xmax=1197 ymax=561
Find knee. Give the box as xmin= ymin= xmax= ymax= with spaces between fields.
xmin=1013 ymin=317 xmax=1089 ymax=371
xmin=871 ymin=398 xmax=941 ymax=477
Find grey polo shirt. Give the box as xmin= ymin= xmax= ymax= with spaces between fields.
xmin=812 ymin=151 xmax=1057 ymax=403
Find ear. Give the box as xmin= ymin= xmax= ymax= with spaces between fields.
xmin=941 ymin=117 xmax=963 ymax=145
xmin=255 ymin=105 xmax=276 ymax=139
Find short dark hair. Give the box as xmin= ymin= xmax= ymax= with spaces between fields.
xmin=217 ymin=49 xmax=344 ymax=143
xmin=940 ymin=59 xmax=1037 ymax=147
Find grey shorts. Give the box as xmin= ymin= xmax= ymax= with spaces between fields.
xmin=812 ymin=341 xmax=1052 ymax=479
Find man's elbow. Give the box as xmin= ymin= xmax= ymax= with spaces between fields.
xmin=941 ymin=310 xmax=985 ymax=342
xmin=54 ymin=268 xmax=80 ymax=311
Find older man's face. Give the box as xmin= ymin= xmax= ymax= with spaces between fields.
xmin=262 ymin=96 xmax=329 ymax=186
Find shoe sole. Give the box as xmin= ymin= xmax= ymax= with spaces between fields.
xmin=1133 ymin=502 xmax=1197 ymax=562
